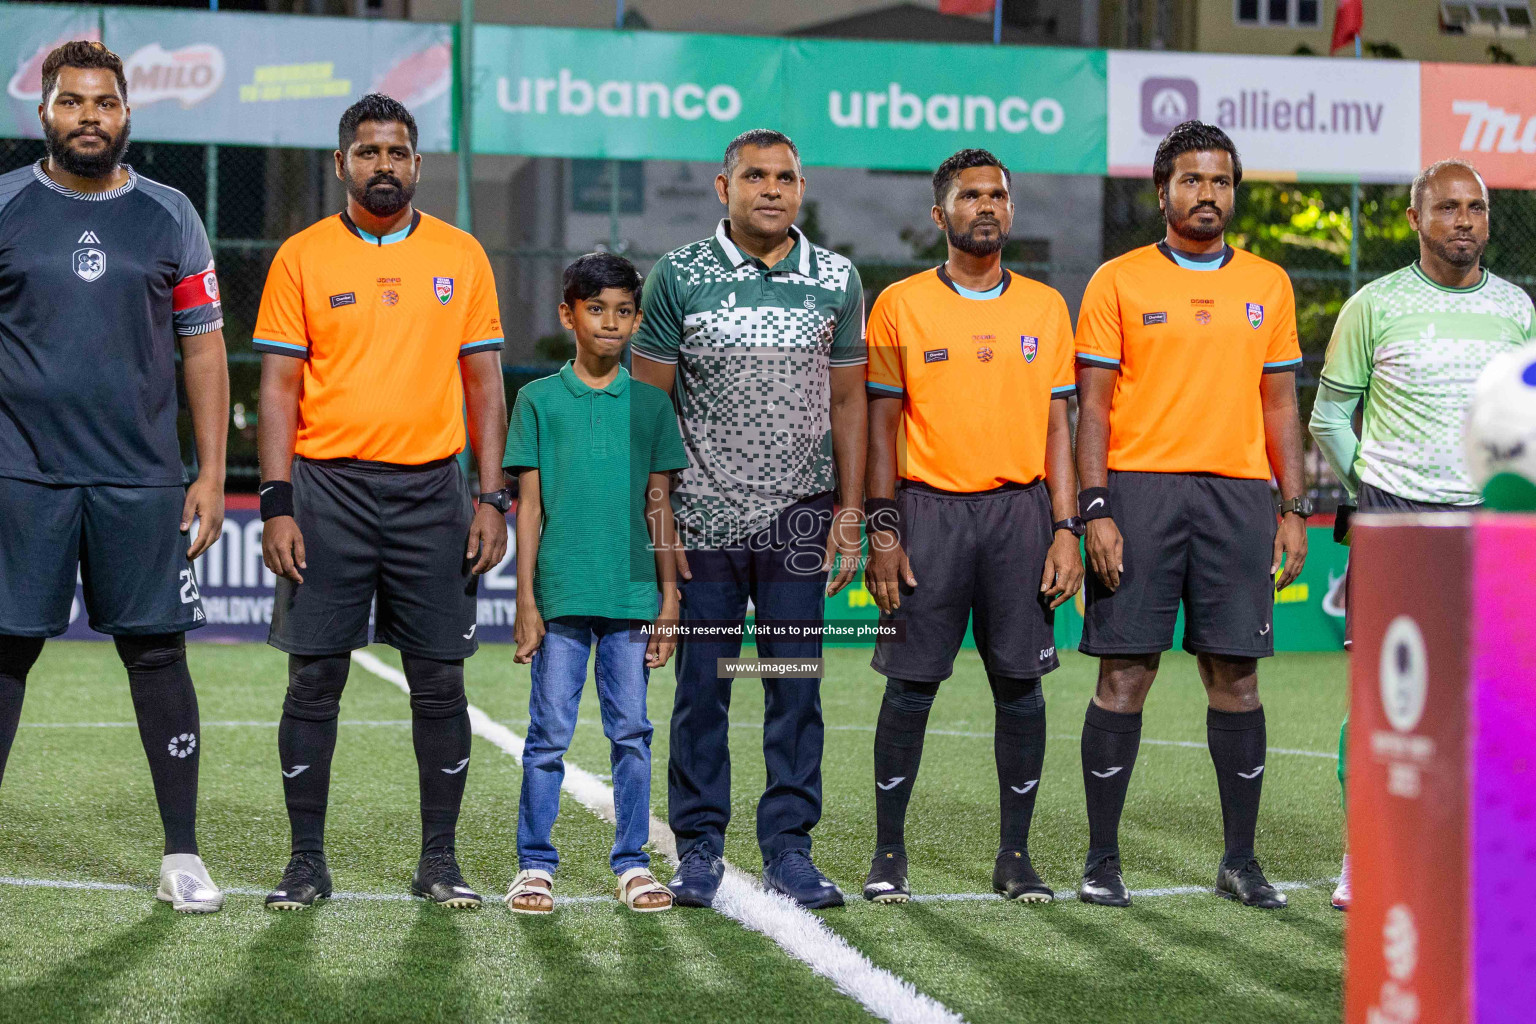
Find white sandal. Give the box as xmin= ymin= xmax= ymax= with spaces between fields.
xmin=505 ymin=868 xmax=554 ymax=914
xmin=616 ymin=866 xmax=673 ymax=912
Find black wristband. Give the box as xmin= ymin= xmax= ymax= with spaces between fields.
xmin=259 ymin=480 xmax=295 ymax=522
xmin=863 ymin=497 xmax=901 ymax=540
xmin=1079 ymin=487 xmax=1112 ymax=521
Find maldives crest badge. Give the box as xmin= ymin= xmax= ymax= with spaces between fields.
xmin=1246 ymin=302 xmax=1264 ymax=329
xmin=434 ymin=276 xmax=454 ymax=305
xmin=1020 ymin=335 xmax=1038 ymax=363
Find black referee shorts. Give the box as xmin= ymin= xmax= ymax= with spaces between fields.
xmin=268 ymin=456 xmax=479 ymax=660
xmin=0 ymin=476 xmax=203 ymax=637
xmin=870 ymin=479 xmax=1059 ymax=683
xmin=1081 ymin=471 xmax=1276 ymax=659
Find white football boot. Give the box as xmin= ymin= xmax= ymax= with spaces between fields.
xmin=157 ymin=853 xmax=224 ymax=913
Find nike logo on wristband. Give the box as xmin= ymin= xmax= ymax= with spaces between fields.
xmin=1086 ymin=498 xmax=1105 ymax=512
xmin=259 ymin=486 xmax=274 ymax=496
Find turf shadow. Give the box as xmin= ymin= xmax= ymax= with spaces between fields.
xmin=2 ymin=905 xmax=175 ymax=1020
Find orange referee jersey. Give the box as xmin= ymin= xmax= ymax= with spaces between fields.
xmin=253 ymin=210 xmax=503 ymax=464
xmin=867 ymin=267 xmax=1075 ymax=492
xmin=1074 ymin=242 xmax=1300 ymax=480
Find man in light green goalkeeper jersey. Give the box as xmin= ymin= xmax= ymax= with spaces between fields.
xmin=1309 ymin=159 xmax=1535 ymax=910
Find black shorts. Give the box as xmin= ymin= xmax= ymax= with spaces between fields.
xmin=1342 ymin=482 xmax=1474 ymax=647
xmin=1081 ymin=471 xmax=1275 ymax=659
xmin=0 ymin=476 xmax=203 ymax=637
xmin=268 ymin=456 xmax=479 ymax=660
xmin=870 ymin=480 xmax=1059 ymax=683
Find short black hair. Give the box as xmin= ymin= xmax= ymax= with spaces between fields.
xmin=338 ymin=93 xmax=418 ymax=153
xmin=1153 ymin=120 xmax=1242 ymax=191
xmin=41 ymin=41 xmax=127 ymax=104
xmin=562 ymin=252 xmax=643 ymax=309
xmin=932 ymin=148 xmax=1011 ymax=209
xmin=723 ymin=129 xmax=800 ymax=178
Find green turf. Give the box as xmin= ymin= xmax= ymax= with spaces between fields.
xmin=0 ymin=641 xmax=1346 ymax=1023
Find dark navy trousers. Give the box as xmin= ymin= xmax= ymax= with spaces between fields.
xmin=667 ymin=493 xmax=833 ymax=864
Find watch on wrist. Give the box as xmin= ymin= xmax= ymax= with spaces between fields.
xmin=478 ymin=488 xmax=513 ymax=514
xmin=1053 ymin=516 xmax=1086 ymax=538
xmin=1278 ymin=496 xmax=1315 ymax=518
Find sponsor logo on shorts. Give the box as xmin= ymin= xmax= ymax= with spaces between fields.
xmin=924 ymin=348 xmax=948 ymax=363
xmin=1142 ymin=311 xmax=1167 ymax=325
xmin=330 ymin=292 xmax=356 ymax=308
xmin=1040 ymin=646 xmax=1056 ymax=660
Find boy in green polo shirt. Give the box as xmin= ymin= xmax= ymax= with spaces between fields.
xmin=501 ymin=253 xmax=690 ymax=915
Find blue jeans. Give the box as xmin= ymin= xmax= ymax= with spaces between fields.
xmin=519 ymin=616 xmax=653 ymax=875
xmin=668 ymin=493 xmax=832 ymax=864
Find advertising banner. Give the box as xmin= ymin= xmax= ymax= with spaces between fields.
xmin=1421 ymin=62 xmax=1536 ymax=190
xmin=1345 ymin=520 xmax=1469 ymax=1024
xmin=0 ymin=3 xmax=100 ymax=140
xmin=101 ymin=8 xmax=454 ymax=152
xmin=1107 ymin=50 xmax=1420 ymax=182
xmin=780 ymin=38 xmax=1106 ymax=174
xmin=471 ymin=26 xmax=1108 ymax=174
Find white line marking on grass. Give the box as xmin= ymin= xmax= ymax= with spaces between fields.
xmin=909 ymin=880 xmax=1326 ymax=903
xmin=0 ymin=876 xmax=606 ymax=906
xmin=19 ymin=720 xmax=413 ymax=729
xmin=351 ymin=649 xmax=966 ymax=1024
xmin=20 ymin=718 xmax=1335 ymax=760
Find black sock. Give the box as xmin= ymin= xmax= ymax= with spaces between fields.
xmin=873 ymin=678 xmax=937 ymax=853
xmin=280 ymin=653 xmax=349 ymax=857
xmin=404 ymin=656 xmax=470 ymax=855
xmin=1081 ymin=700 xmax=1141 ymax=869
xmin=991 ymin=675 xmax=1046 ymax=854
xmin=1207 ymin=707 xmax=1267 ymax=867
xmin=413 ymin=711 xmax=471 ymax=853
xmin=118 ymin=635 xmax=201 ymax=855
xmin=0 ymin=637 xmax=43 ymax=785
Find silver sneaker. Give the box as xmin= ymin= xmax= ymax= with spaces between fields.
xmin=157 ymin=853 xmax=224 ymax=913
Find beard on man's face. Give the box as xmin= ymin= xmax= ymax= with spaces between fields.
xmin=43 ymin=117 xmax=130 ymax=179
xmin=1166 ymin=200 xmax=1230 ymax=243
xmin=946 ymin=216 xmax=1008 ymax=257
xmin=1424 ymin=230 xmax=1486 ymax=269
xmin=348 ymin=170 xmax=416 ymax=217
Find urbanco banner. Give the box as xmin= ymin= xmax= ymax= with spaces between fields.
xmin=471 ymin=26 xmax=1108 ymax=174
xmin=1108 ymin=50 xmax=1421 ymax=182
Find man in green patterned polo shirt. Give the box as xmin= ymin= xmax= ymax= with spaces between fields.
xmin=1309 ymin=159 xmax=1535 ymax=910
xmin=631 ymin=128 xmax=866 ymax=909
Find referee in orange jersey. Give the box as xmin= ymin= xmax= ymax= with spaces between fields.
xmin=1073 ymin=122 xmax=1308 ymax=910
xmin=862 ymin=150 xmax=1084 ymax=905
xmin=253 ymin=96 xmax=509 ymax=911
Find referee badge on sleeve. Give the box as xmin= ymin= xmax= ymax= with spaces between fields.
xmin=434 ymin=277 xmax=454 ymax=305
xmin=1020 ymin=336 xmax=1038 ymax=363
xmin=1246 ymin=303 xmax=1264 ymax=329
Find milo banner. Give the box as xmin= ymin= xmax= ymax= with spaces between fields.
xmin=0 ymin=3 xmax=100 ymax=139
xmin=471 ymin=26 xmax=1108 ymax=174
xmin=103 ymin=8 xmax=453 ymax=152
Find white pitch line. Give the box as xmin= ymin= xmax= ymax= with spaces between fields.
xmin=0 ymin=876 xmax=606 ymax=905
xmin=18 ymin=719 xmax=413 ymax=729
xmin=351 ymin=649 xmax=966 ymax=1024
xmin=15 ymin=718 xmax=1337 ymax=760
xmin=910 ymin=879 xmax=1325 ymax=903
xmin=17 ymin=717 xmax=1335 ymax=760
